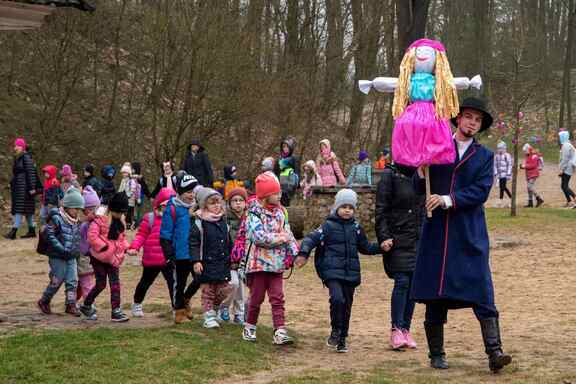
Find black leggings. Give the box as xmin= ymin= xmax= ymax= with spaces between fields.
xmin=561 ymin=173 xmax=576 ymax=202
xmin=172 ymin=260 xmax=201 ymax=309
xmin=133 ymin=265 xmax=175 ymax=305
xmin=499 ymin=178 xmax=512 ymax=199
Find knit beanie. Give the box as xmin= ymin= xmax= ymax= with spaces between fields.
xmin=61 ymin=164 xmax=73 ymax=177
xmin=14 ymin=138 xmax=27 ymax=149
xmin=108 ymin=192 xmax=129 ymax=213
xmin=261 ymin=157 xmax=275 ymax=172
xmin=177 ymin=174 xmax=198 ymax=195
xmin=496 ymin=141 xmax=507 ymax=150
xmin=84 ymin=163 xmax=95 ymax=176
xmin=62 ymin=188 xmax=85 ymax=209
xmin=255 ymin=171 xmax=281 ymax=199
xmin=82 ymin=186 xmax=100 ymax=209
xmin=358 ymin=151 xmax=369 ymax=161
xmin=101 ymin=165 xmax=116 ymax=180
xmin=195 ymin=187 xmax=221 ymax=209
xmin=331 ymin=188 xmax=357 ymax=214
xmin=559 ymin=130 xmax=570 ymax=145
xmin=227 ymin=187 xmax=248 ymax=202
xmin=153 ymin=187 xmax=176 ymax=209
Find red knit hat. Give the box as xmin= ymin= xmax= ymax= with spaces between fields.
xmin=255 ymin=172 xmax=281 ymax=199
xmin=227 ymin=187 xmax=248 ymax=202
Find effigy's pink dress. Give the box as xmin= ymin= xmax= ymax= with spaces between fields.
xmin=392 ymin=72 xmax=456 ymax=167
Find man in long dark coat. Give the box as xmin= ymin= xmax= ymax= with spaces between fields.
xmin=180 ymin=139 xmax=214 ymax=187
xmin=411 ymin=97 xmax=512 ymax=373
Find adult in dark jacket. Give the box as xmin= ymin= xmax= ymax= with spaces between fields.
xmin=5 ymin=138 xmax=39 ymax=240
xmin=296 ymin=189 xmax=383 ymax=352
xmin=180 ymin=139 xmax=214 ymax=187
xmin=151 ymin=161 xmax=178 ymax=198
xmin=100 ymin=165 xmax=116 ymax=206
xmin=82 ymin=164 xmax=102 ymax=197
xmin=375 ymin=163 xmax=425 ymax=350
xmin=411 ymin=97 xmax=512 ymax=373
xmin=189 ymin=187 xmax=232 ymax=329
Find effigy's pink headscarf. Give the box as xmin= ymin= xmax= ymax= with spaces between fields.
xmin=407 ymin=38 xmax=446 ymax=52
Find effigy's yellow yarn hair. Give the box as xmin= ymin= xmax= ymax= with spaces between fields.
xmin=434 ymin=51 xmax=460 ymax=119
xmin=392 ymin=48 xmax=416 ymax=119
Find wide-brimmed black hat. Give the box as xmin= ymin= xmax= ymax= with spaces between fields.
xmin=451 ymin=97 xmax=494 ymax=132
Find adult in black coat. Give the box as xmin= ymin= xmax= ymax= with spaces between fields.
xmin=375 ymin=163 xmax=425 ymax=349
xmin=180 ymin=139 xmax=214 ymax=187
xmin=5 ymin=138 xmax=39 ymax=240
xmin=82 ymin=164 xmax=103 ymax=197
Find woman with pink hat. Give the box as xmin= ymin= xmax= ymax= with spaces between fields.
xmin=5 ymin=138 xmax=40 ymax=240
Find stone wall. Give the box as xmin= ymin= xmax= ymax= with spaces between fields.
xmin=292 ymin=185 xmax=377 ymax=239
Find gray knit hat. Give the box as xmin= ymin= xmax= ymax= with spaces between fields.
xmin=62 ymin=188 xmax=85 ymax=209
xmin=331 ymin=188 xmax=357 ymax=214
xmin=195 ymin=187 xmax=222 ymax=209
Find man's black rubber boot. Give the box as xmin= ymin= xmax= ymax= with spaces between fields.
xmin=479 ymin=318 xmax=512 ymax=373
xmin=425 ymin=322 xmax=449 ymax=369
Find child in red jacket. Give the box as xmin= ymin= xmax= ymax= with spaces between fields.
xmin=80 ymin=192 xmax=130 ymax=322
xmin=127 ymin=188 xmax=177 ymax=317
xmin=520 ymin=144 xmax=544 ymax=208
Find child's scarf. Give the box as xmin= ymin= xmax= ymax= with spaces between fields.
xmin=196 ymin=208 xmax=224 ymax=223
xmin=59 ymin=207 xmax=79 ymax=225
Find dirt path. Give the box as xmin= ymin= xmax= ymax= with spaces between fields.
xmin=1 ymin=162 xmax=575 ymax=383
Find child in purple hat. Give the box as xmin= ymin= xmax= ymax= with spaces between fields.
xmin=346 ymin=151 xmax=372 ymax=186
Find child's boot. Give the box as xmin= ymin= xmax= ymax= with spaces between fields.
xmin=37 ymin=299 xmax=51 ymax=315
xmin=79 ymin=304 xmax=98 ymax=320
xmin=65 ymin=303 xmax=81 ymax=317
xmin=535 ymin=196 xmax=544 ymax=208
xmin=273 ymin=328 xmax=294 ymax=345
xmin=326 ymin=329 xmax=339 ymax=348
xmin=242 ymin=323 xmax=257 ymax=342
xmin=524 ymin=199 xmax=533 ymax=208
xmin=203 ymin=310 xmax=220 ymax=329
xmin=21 ymin=226 xmax=36 ymax=239
xmin=390 ymin=327 xmax=407 ymax=350
xmin=336 ymin=337 xmax=348 ymax=353
xmin=174 ymin=308 xmax=189 ymax=324
xmin=111 ymin=307 xmax=129 ymax=322
xmin=4 ymin=228 xmax=17 ymax=240
xmin=184 ymin=299 xmax=193 ymax=320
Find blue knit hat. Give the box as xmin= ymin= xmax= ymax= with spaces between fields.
xmin=358 ymin=151 xmax=369 ymax=161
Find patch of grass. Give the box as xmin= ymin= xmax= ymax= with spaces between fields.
xmin=486 ymin=207 xmax=575 ymax=231
xmin=0 ymin=323 xmax=278 ymax=384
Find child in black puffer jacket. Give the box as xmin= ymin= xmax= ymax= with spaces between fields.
xmin=295 ymin=189 xmax=384 ymax=353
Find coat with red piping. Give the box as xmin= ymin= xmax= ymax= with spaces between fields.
xmin=411 ymin=140 xmax=495 ymax=308
xmin=88 ymin=215 xmax=129 ymax=268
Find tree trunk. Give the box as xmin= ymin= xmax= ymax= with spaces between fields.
xmin=396 ymin=0 xmax=431 ymax=54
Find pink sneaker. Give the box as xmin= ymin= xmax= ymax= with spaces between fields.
xmin=390 ymin=327 xmax=407 ymax=350
xmin=403 ymin=329 xmax=417 ymax=349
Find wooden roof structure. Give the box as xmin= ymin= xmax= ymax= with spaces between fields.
xmin=0 ymin=0 xmax=93 ymax=31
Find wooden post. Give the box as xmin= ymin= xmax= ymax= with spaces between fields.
xmin=424 ymin=165 xmax=432 ymax=218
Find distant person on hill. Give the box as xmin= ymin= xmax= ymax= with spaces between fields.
xmin=374 ymin=147 xmax=391 ymax=169
xmin=300 ymin=160 xmax=322 ymax=199
xmin=346 ymin=151 xmax=372 ymax=186
xmin=316 ymin=139 xmax=346 ymax=187
xmin=558 ymin=130 xmax=576 ymax=208
xmin=180 ymin=139 xmax=214 ymax=187
xmin=82 ymin=164 xmax=102 ymax=197
xmin=100 ymin=165 xmax=117 ymax=207
xmin=520 ymin=144 xmax=544 ymax=208
xmin=493 ymin=141 xmax=512 ymax=207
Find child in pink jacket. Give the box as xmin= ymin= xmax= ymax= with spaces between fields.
xmin=316 ymin=139 xmax=346 ymax=187
xmin=79 ymin=192 xmax=130 ymax=322
xmin=127 ymin=188 xmax=177 ymax=317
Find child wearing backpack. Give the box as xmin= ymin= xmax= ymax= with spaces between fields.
xmin=219 ymin=187 xmax=248 ymax=324
xmin=79 ymin=192 xmax=130 ymax=322
xmin=77 ymin=186 xmax=99 ymax=302
xmin=127 ymin=188 xmax=177 ymax=317
xmin=189 ymin=188 xmax=232 ymax=328
xmin=160 ymin=174 xmax=201 ymax=324
xmin=40 ymin=165 xmax=61 ymax=226
xmin=37 ymin=188 xmax=85 ymax=316
xmin=242 ymin=172 xmax=299 ymax=345
xmin=295 ymin=189 xmax=384 ymax=353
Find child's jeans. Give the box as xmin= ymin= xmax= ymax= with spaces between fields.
xmin=77 ymin=273 xmax=95 ymax=301
xmin=12 ymin=213 xmax=34 ymax=229
xmin=246 ymin=272 xmax=285 ymax=329
xmin=201 ymin=282 xmax=232 ymax=312
xmin=222 ymin=270 xmax=245 ymax=317
xmin=326 ymin=279 xmax=355 ymax=338
xmin=133 ymin=265 xmax=174 ymax=306
xmin=41 ymin=257 xmax=78 ymax=305
xmin=39 ymin=205 xmax=50 ymax=226
xmin=390 ymin=272 xmax=415 ymax=330
xmin=84 ymin=257 xmax=121 ymax=310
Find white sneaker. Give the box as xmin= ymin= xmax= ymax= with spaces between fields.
xmin=242 ymin=324 xmax=257 ymax=342
xmin=203 ymin=310 xmax=220 ymax=329
xmin=131 ymin=303 xmax=144 ymax=318
xmin=273 ymin=328 xmax=294 ymax=345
